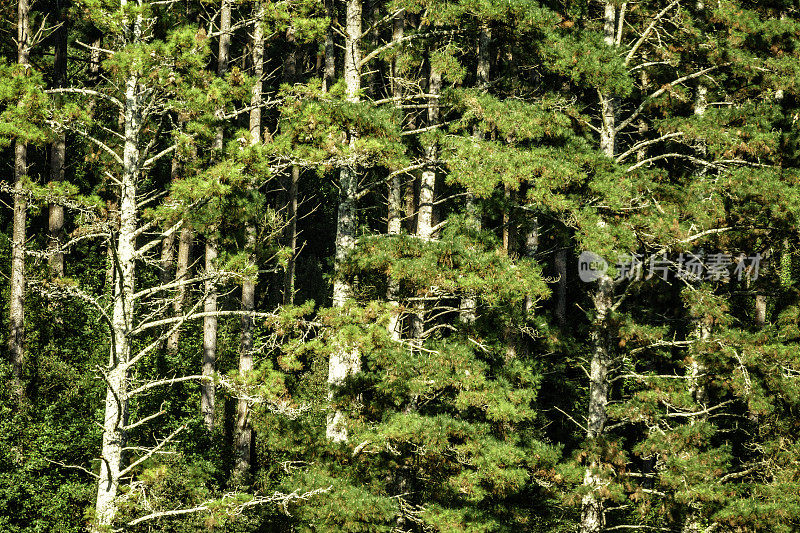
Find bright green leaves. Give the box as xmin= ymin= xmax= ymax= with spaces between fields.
xmin=349 ymin=218 xmax=548 ymax=309
xmin=0 ymin=61 xmax=48 ymax=147
xmin=275 ymin=81 xmax=407 ymax=171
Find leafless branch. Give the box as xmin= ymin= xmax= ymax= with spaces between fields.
xmin=624 ymin=0 xmax=681 ymax=67
xmin=45 ymin=87 xmax=123 ymax=109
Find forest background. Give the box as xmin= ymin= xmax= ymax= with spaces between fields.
xmin=1 ymin=0 xmax=800 ymax=531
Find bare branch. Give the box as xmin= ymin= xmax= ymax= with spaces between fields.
xmin=128 ymin=376 xmax=205 ymax=398
xmin=125 ymin=486 xmax=332 ymax=528
xmin=142 ymin=144 xmax=177 ymax=170
xmin=47 ymin=120 xmax=123 ymax=165
xmin=119 ymin=424 xmax=186 ymax=477
xmin=45 ymin=458 xmax=100 ymax=479
xmin=624 ymin=0 xmax=681 ymax=67
xmin=615 ymin=132 xmax=684 ymax=163
xmin=45 ymin=87 xmax=123 ymax=109
xmin=360 ymin=30 xmax=461 ymax=68
xmin=122 ymin=409 xmax=166 ymax=431
xmin=616 ymin=65 xmax=724 ymax=133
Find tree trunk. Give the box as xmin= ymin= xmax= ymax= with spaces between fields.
xmin=323 ymin=0 xmax=336 ymax=92
xmin=9 ymin=0 xmax=31 ymax=406
xmin=327 ymin=0 xmax=362 ymax=443
xmin=233 ymin=0 xmax=264 ymax=482
xmin=283 ymin=27 xmax=299 ymax=306
xmin=201 ymin=0 xmax=231 ymax=431
xmin=48 ymin=9 xmax=67 ymax=278
xmin=580 ymin=5 xmax=616 ymax=533
xmin=580 ymin=275 xmax=614 ymax=533
xmin=166 ymin=226 xmax=192 ymax=353
xmin=202 ymin=238 xmax=218 ymax=430
xmin=555 ymin=249 xmax=567 ymax=326
xmin=94 ymin=39 xmax=141 ymax=530
xmin=386 ymin=10 xmax=404 ymax=342
xmin=411 ymin=63 xmax=441 ymax=346
xmin=460 ymin=24 xmax=490 ymax=325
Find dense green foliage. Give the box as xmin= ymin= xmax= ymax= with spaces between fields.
xmin=2 ymin=0 xmax=800 ymax=531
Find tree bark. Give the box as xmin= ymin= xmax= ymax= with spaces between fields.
xmin=283 ymin=27 xmax=299 ymax=306
xmin=233 ymin=0 xmax=264 ymax=482
xmin=94 ymin=10 xmax=142 ymax=524
xmin=201 ymin=0 xmax=231 ymax=431
xmin=327 ymin=0 xmax=362 ymax=443
xmin=166 ymin=226 xmax=192 ymax=353
xmin=555 ymin=249 xmax=567 ymax=326
xmin=460 ymin=24 xmax=490 ymax=325
xmin=48 ymin=8 xmax=67 ymax=278
xmin=9 ymin=0 xmax=31 ymax=406
xmin=386 ymin=10 xmax=404 ymax=342
xmin=202 ymin=238 xmax=218 ymax=430
xmin=323 ymin=0 xmax=336 ymax=92
xmin=580 ymin=275 xmax=614 ymax=533
xmin=580 ymin=5 xmax=617 ymax=533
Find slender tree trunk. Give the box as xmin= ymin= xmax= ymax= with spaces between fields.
xmin=460 ymin=24 xmax=490 ymax=325
xmin=202 ymin=238 xmax=218 ymax=430
xmin=233 ymin=0 xmax=264 ymax=482
xmin=555 ymin=249 xmax=567 ymax=326
xmin=9 ymin=0 xmax=31 ymax=406
xmin=323 ymin=0 xmax=336 ymax=92
xmin=284 ymin=166 xmax=299 ymax=305
xmin=416 ymin=66 xmax=440 ymax=242
xmin=386 ymin=10 xmax=404 ymax=342
xmin=159 ymin=232 xmax=176 ymax=286
xmin=48 ymin=10 xmax=67 ymax=278
xmin=166 ymin=227 xmax=192 ymax=353
xmin=327 ymin=0 xmax=362 ymax=443
xmin=283 ymin=28 xmax=299 ymax=306
xmin=201 ymin=0 xmax=231 ymax=431
xmin=581 ymin=275 xmax=614 ymax=533
xmin=411 ymin=63 xmax=441 ymax=346
xmin=524 ymin=216 xmax=539 ymax=314
xmin=159 ymin=128 xmax=184 ymax=287
xmin=94 ymin=18 xmax=142 ymax=525
xmin=580 ymin=5 xmax=617 ymax=533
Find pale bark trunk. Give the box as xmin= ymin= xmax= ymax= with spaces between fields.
xmin=327 ymin=0 xmax=362 ymax=443
xmin=411 ymin=64 xmax=441 ymax=346
xmin=48 ymin=12 xmax=67 ymax=278
xmin=580 ymin=275 xmax=614 ymax=533
xmin=460 ymin=24 xmax=490 ymax=325
xmin=201 ymin=0 xmax=231 ymax=430
xmin=159 ymin=231 xmax=175 ymax=286
xmin=683 ymin=321 xmax=710 ymax=532
xmin=555 ymin=249 xmax=567 ymax=326
xmin=94 ymin=38 xmax=141 ymax=529
xmin=284 ymin=165 xmax=299 ymax=305
xmin=202 ymin=239 xmax=218 ymax=430
xmin=580 ymin=5 xmax=616 ymax=532
xmin=323 ymin=0 xmax=336 ymax=92
xmin=166 ymin=227 xmax=192 ymax=353
xmin=417 ymin=68 xmax=440 ymax=241
xmin=524 ymin=216 xmax=539 ymax=314
xmin=386 ymin=10 xmax=404 ymax=342
xmin=283 ymin=28 xmax=299 ymax=306
xmin=233 ymin=0 xmax=264 ymax=481
xmin=9 ymin=0 xmax=31 ymax=406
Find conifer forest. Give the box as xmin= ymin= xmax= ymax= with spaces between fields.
xmin=3 ymin=0 xmax=800 ymax=531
